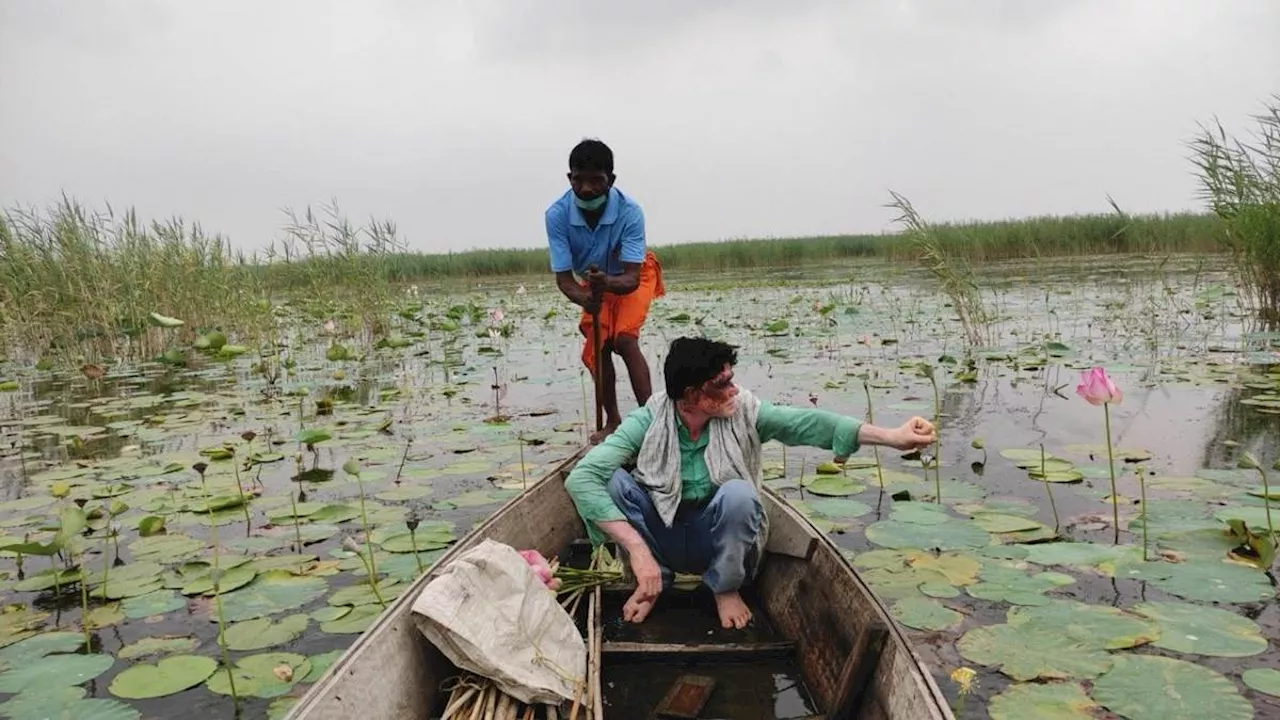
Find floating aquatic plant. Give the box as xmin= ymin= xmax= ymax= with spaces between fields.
xmin=1076 ymin=367 xmax=1123 ymax=544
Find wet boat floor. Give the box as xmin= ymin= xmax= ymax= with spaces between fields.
xmin=598 ymin=587 xmax=821 ymax=719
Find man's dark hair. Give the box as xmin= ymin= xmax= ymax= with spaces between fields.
xmin=569 ymin=138 xmax=614 ymax=173
xmin=664 ymin=337 xmax=739 ymax=400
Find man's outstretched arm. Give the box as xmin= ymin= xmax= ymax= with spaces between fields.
xmin=754 ymin=400 xmax=935 ymax=456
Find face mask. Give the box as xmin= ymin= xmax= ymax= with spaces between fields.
xmin=574 ymin=193 xmax=608 ymax=212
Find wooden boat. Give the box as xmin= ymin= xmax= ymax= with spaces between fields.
xmin=287 ymin=448 xmax=955 ymax=719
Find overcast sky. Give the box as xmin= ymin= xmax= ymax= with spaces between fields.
xmin=2 ymin=0 xmax=1277 ymax=255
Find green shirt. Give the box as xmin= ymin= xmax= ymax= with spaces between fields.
xmin=563 ymin=400 xmax=863 ymax=543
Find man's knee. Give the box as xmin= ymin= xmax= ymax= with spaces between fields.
xmin=613 ymin=333 xmax=641 ymax=357
xmin=607 ymin=468 xmax=638 ymax=505
xmin=715 ymin=479 xmax=760 ymax=521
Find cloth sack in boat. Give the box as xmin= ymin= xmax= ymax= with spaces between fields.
xmin=410 ymin=539 xmax=585 ymax=705
xmin=630 ymin=386 xmax=769 ymax=580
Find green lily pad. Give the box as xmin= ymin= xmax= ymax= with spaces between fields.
xmin=956 ymin=623 xmax=1111 ymax=681
xmin=301 ymin=649 xmax=344 ymax=683
xmin=216 ymin=570 xmax=328 ymax=622
xmin=128 ymin=534 xmax=205 ymax=563
xmin=1132 ymin=601 xmax=1267 ymax=657
xmin=1062 ymin=444 xmax=1152 ymax=462
xmin=181 ymin=565 xmax=257 ymax=596
xmin=954 ymin=498 xmax=1040 ymax=518
xmin=888 ymin=502 xmax=952 ymax=525
xmin=117 ymin=636 xmax=199 ymax=660
xmin=0 ymin=687 xmax=140 ymax=720
xmin=1242 ymin=668 xmax=1280 ymax=697
xmin=1091 ymin=655 xmax=1252 ymax=720
xmin=866 ymin=517 xmax=991 ymax=551
xmin=374 ymin=485 xmax=432 ymax=501
xmin=1147 ymin=560 xmax=1275 ymax=603
xmin=122 ymin=590 xmax=186 ymax=619
xmin=328 ymin=578 xmax=402 ymax=607
xmin=912 ymin=479 xmax=988 ymax=502
xmin=0 ymin=633 xmax=85 ymax=669
xmin=224 ymin=614 xmax=310 ymax=651
xmin=320 ymin=604 xmax=383 ymax=634
xmin=1128 ymin=499 xmax=1218 ymax=534
xmin=206 ymin=652 xmax=312 ymax=699
xmin=803 ymin=475 xmax=867 ymax=497
xmin=889 ymin=597 xmax=962 ymax=631
xmin=306 ymin=504 xmax=362 ymax=523
xmin=966 ymin=564 xmax=1075 ymax=606
xmin=82 ymin=604 xmax=125 ymax=630
xmin=972 ymin=513 xmax=1044 ymax=533
xmin=988 ymin=682 xmax=1101 ymax=720
xmin=108 ymin=655 xmax=217 ymax=699
xmin=1214 ymin=505 xmax=1278 ymax=534
xmin=0 ymin=653 xmax=115 ymax=693
xmin=802 ymin=498 xmax=874 ymax=519
xmin=13 ymin=568 xmax=84 ymax=593
xmin=1007 ymin=600 xmax=1158 ymax=649
xmin=1022 ymin=541 xmax=1128 ymax=569
xmin=433 ymin=488 xmax=518 ymax=509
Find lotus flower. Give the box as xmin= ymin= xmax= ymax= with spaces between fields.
xmin=488 ymin=308 xmax=504 ymax=324
xmin=323 ymin=319 xmax=336 ymax=334
xmin=518 ymin=549 xmax=560 ymax=590
xmin=1076 ymin=367 xmax=1121 ymax=405
xmin=1077 ymin=367 xmax=1123 ymax=543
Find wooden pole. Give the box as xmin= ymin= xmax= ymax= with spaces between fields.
xmin=588 ymin=265 xmax=604 ymax=434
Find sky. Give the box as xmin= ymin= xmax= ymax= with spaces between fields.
xmin=1 ymin=0 xmax=1278 ymax=256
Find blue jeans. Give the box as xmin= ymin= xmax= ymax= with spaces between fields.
xmin=607 ymin=468 xmax=762 ymax=594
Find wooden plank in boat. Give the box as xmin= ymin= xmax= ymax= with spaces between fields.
xmin=601 ymin=640 xmax=795 ymax=658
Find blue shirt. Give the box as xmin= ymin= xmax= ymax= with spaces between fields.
xmin=545 ymin=186 xmax=646 ymax=276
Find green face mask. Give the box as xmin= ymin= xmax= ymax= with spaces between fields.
xmin=574 ymin=193 xmax=608 ymax=212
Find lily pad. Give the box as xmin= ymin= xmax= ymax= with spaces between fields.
xmin=905 ymin=551 xmax=980 ymax=585
xmin=1147 ymin=560 xmax=1275 ymax=603
xmin=802 ymin=498 xmax=874 ymax=519
xmin=128 ymin=534 xmax=206 ymax=564
xmin=206 ymin=652 xmax=312 ymax=699
xmin=319 ymin=604 xmax=383 ymax=634
xmin=224 ymin=614 xmax=310 ymax=651
xmin=122 ymin=590 xmax=186 ymax=619
xmin=1091 ymin=654 xmax=1252 ymax=720
xmin=0 ymin=687 xmax=140 ymax=720
xmin=1132 ymin=601 xmax=1267 ymax=657
xmin=956 ymin=623 xmax=1111 ymax=681
xmin=803 ymin=475 xmax=866 ymax=497
xmin=866 ymin=517 xmax=992 ymax=551
xmin=433 ymin=488 xmax=518 ymax=509
xmin=181 ymin=565 xmax=257 ymax=596
xmin=1007 ymin=600 xmax=1158 ymax=649
xmin=972 ymin=513 xmax=1044 ymax=533
xmin=966 ymin=563 xmax=1075 ymax=606
xmin=988 ymin=682 xmax=1101 ymax=720
xmin=1242 ymin=667 xmax=1280 ymax=697
xmin=216 ymin=571 xmax=328 ymax=622
xmin=108 ymin=655 xmax=217 ymax=699
xmin=117 ymin=636 xmax=199 ymax=660
xmin=1021 ymin=541 xmax=1128 ymax=569
xmin=0 ymin=633 xmax=85 ymax=669
xmin=0 ymin=653 xmax=115 ymax=693
xmin=890 ymin=597 xmax=962 ymax=631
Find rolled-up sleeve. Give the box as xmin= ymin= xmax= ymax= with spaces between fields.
xmin=563 ymin=407 xmax=652 ymax=540
xmin=754 ymin=400 xmax=862 ymax=457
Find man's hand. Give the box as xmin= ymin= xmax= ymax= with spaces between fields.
xmin=627 ymin=543 xmax=663 ymax=602
xmin=585 ymin=266 xmax=608 ymax=295
xmin=886 ymin=416 xmax=937 ymax=451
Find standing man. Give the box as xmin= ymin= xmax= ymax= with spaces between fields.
xmin=546 ymin=138 xmax=665 ymax=443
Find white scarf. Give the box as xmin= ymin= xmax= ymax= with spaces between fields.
xmin=631 ymin=387 xmax=769 ymax=571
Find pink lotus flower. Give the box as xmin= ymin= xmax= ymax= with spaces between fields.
xmin=1076 ymin=367 xmax=1122 ymax=406
xmin=488 ymin=308 xmax=504 ymax=324
xmin=322 ymin=319 xmax=336 ymax=334
xmin=518 ymin=549 xmax=560 ymax=590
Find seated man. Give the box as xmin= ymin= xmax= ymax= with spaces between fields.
xmin=563 ymin=336 xmax=937 ymax=629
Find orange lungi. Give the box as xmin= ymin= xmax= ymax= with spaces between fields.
xmin=579 ymin=250 xmax=665 ymax=375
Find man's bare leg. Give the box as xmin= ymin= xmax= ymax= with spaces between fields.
xmin=590 ymin=343 xmax=622 ymax=444
xmin=613 ymin=335 xmax=652 ymax=405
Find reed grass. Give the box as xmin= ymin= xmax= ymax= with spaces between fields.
xmin=0 ymin=196 xmax=1229 ymax=364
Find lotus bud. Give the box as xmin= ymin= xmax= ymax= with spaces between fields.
xmin=1237 ymin=452 xmax=1261 ymax=471
xmin=406 ymin=509 xmax=421 ymax=532
xmin=341 ymin=536 xmax=362 ymax=554
xmin=192 ymin=462 xmax=208 ymax=475
xmin=241 ymin=430 xmax=257 ymax=443
xmin=970 ymin=438 xmax=985 ymax=450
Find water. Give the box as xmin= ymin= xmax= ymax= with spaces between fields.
xmin=1 ymin=253 xmax=1278 ymax=718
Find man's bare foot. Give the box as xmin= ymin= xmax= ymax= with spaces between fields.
xmin=622 ymin=589 xmax=656 ymax=623
xmin=714 ymin=591 xmax=752 ymax=629
xmin=589 ymin=422 xmax=620 ymax=445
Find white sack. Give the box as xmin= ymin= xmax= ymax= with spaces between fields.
xmin=410 ymin=539 xmax=585 ymax=705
